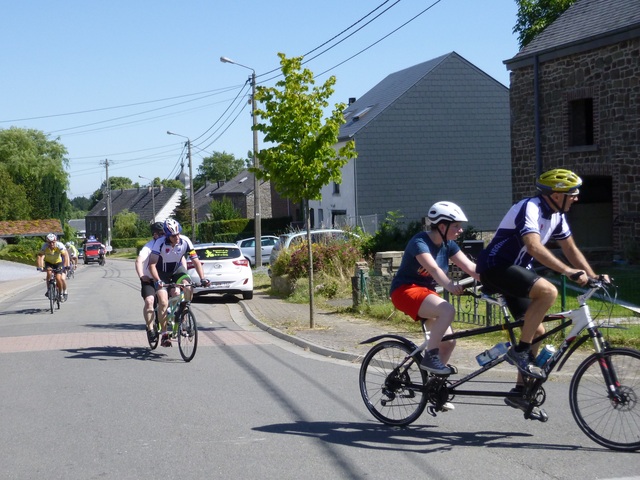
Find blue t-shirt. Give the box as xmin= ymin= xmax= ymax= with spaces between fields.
xmin=390 ymin=232 xmax=460 ymax=293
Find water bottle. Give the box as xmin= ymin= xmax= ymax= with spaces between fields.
xmin=476 ymin=342 xmax=511 ymax=366
xmin=535 ymin=345 xmax=556 ymax=367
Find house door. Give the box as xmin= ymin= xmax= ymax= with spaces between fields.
xmin=566 ymin=175 xmax=612 ymax=249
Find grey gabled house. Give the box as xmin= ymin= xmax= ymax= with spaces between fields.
xmin=504 ymin=0 xmax=640 ymax=258
xmin=85 ymin=186 xmax=182 ymax=243
xmin=309 ymin=51 xmax=512 ymax=233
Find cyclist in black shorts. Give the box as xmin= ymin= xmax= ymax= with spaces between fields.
xmin=476 ymin=169 xmax=609 ymax=414
xmin=148 ymin=219 xmax=209 ymax=347
xmin=135 ymin=222 xmax=166 ymax=342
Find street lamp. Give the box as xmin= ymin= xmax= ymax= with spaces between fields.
xmin=166 ymin=131 xmax=196 ymax=240
xmin=220 ymin=55 xmax=262 ymax=267
xmin=139 ymin=175 xmax=156 ymax=223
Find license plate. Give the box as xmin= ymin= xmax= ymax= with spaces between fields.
xmin=211 ymin=282 xmax=231 ymax=288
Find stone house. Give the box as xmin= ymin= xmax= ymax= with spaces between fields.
xmin=309 ymin=51 xmax=512 ymax=233
xmin=504 ymin=0 xmax=640 ymax=257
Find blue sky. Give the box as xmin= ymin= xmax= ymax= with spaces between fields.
xmin=1 ymin=0 xmax=520 ymax=199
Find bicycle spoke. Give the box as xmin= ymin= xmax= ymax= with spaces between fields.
xmin=178 ymin=309 xmax=198 ymax=362
xmin=570 ymin=348 xmax=640 ymax=451
xmin=359 ymin=340 xmax=428 ymax=426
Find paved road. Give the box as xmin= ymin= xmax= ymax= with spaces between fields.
xmin=0 ymin=259 xmax=638 ymax=479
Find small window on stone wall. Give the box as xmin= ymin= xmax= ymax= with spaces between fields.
xmin=569 ymin=98 xmax=594 ymax=146
xmin=333 ymin=182 xmax=340 ymax=195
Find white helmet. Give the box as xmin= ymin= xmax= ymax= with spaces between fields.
xmin=427 ymin=201 xmax=468 ymax=225
xmin=163 ymin=218 xmax=182 ymax=236
xmin=46 ymin=233 xmax=57 ymax=242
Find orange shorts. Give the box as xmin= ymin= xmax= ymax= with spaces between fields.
xmin=390 ymin=284 xmax=440 ymax=321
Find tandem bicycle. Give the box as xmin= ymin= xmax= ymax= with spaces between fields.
xmin=147 ymin=282 xmax=201 ymax=362
xmin=358 ymin=276 xmax=640 ymax=451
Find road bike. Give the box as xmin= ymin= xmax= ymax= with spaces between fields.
xmin=359 ymin=277 xmax=640 ymax=451
xmin=38 ymin=266 xmax=64 ymax=314
xmin=147 ymin=282 xmax=199 ymax=362
xmin=67 ymin=263 xmax=76 ymax=280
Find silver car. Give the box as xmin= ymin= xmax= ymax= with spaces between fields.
xmin=187 ymin=243 xmax=254 ymax=300
xmin=236 ymin=235 xmax=279 ymax=267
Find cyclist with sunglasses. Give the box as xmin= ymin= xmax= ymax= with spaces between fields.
xmin=477 ymin=168 xmax=609 ymax=415
xmin=147 ymin=219 xmax=209 ymax=347
xmin=36 ymin=233 xmax=70 ymax=301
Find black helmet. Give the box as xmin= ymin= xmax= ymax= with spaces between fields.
xmin=151 ymin=222 xmax=164 ymax=233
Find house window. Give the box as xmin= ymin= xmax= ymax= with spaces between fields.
xmin=333 ymin=182 xmax=340 ymax=195
xmin=569 ymin=98 xmax=594 ymax=147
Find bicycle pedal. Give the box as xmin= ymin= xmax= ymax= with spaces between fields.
xmin=525 ymin=408 xmax=548 ymax=423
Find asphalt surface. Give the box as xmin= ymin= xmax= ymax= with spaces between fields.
xmin=0 ymin=258 xmax=587 ymax=375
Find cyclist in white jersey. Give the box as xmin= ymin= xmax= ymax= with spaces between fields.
xmin=477 ymin=169 xmax=609 ymax=416
xmin=148 ymin=219 xmax=209 ymax=347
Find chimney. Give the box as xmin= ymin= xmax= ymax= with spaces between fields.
xmin=348 ymin=97 xmax=356 ymax=105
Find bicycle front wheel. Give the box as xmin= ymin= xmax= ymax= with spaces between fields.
xmin=569 ymin=347 xmax=640 ymax=451
xmin=359 ymin=340 xmax=428 ymax=426
xmin=48 ymin=283 xmax=55 ymax=314
xmin=178 ymin=309 xmax=198 ymax=362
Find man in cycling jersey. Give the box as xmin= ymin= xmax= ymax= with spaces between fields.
xmin=147 ymin=219 xmax=209 ymax=347
xmin=36 ymin=233 xmax=70 ymax=301
xmin=65 ymin=242 xmax=79 ymax=271
xmin=135 ymin=221 xmax=183 ymax=343
xmin=476 ymin=169 xmax=609 ymax=415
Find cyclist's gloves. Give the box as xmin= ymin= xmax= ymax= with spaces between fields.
xmin=155 ymin=280 xmax=165 ymax=289
xmin=200 ymin=278 xmax=211 ymax=288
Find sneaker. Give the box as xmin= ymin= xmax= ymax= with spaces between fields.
xmin=147 ymin=329 xmax=158 ymax=343
xmin=161 ymin=334 xmax=172 ymax=347
xmin=441 ymin=402 xmax=455 ymax=412
xmin=504 ymin=388 xmax=546 ymax=421
xmin=419 ymin=348 xmax=455 ymax=375
xmin=45 ymin=291 xmax=49 ymax=298
xmin=505 ymin=347 xmax=545 ymax=379
xmin=62 ymin=292 xmax=68 ymax=302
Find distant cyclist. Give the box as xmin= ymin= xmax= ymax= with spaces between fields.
xmin=65 ymin=241 xmax=79 ymax=271
xmin=147 ymin=219 xmax=209 ymax=347
xmin=36 ymin=233 xmax=70 ymax=301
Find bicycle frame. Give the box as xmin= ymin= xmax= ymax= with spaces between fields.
xmin=362 ymin=281 xmax=614 ymax=403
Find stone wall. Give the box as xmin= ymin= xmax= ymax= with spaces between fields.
xmin=509 ymin=38 xmax=640 ymax=255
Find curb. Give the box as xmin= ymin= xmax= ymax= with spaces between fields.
xmin=239 ymin=300 xmax=363 ymax=364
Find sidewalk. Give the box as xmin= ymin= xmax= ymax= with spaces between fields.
xmin=239 ymin=290 xmax=502 ymax=372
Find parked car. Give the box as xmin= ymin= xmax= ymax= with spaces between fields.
xmin=236 ymin=235 xmax=279 ymax=267
xmin=187 ymin=243 xmax=253 ymax=300
xmin=268 ymin=229 xmax=359 ymax=276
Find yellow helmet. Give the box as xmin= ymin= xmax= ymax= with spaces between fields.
xmin=536 ymin=168 xmax=582 ymax=194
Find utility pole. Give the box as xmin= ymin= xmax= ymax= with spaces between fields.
xmin=100 ymin=159 xmax=112 ymax=249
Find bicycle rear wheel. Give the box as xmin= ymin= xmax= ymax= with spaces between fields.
xmin=359 ymin=340 xmax=428 ymax=426
xmin=178 ymin=309 xmax=198 ymax=362
xmin=569 ymin=347 xmax=640 ymax=451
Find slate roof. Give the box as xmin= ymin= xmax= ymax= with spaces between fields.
xmin=0 ymin=219 xmax=63 ymax=238
xmin=210 ymin=170 xmax=255 ymax=197
xmin=505 ymin=0 xmax=640 ymax=69
xmin=338 ymin=52 xmax=450 ymax=140
xmin=86 ymin=186 xmax=181 ymax=222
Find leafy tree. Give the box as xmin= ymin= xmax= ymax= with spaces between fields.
xmin=209 ymin=197 xmax=241 ymax=221
xmin=0 ymin=164 xmax=31 ymax=220
xmin=112 ymin=209 xmax=139 ymax=238
xmin=514 ymin=0 xmax=575 ymax=47
xmin=71 ymin=196 xmax=92 ymax=211
xmin=0 ymin=127 xmax=69 ymax=220
xmin=173 ymin=193 xmax=194 ymax=237
xmin=194 ymin=151 xmax=247 ymax=190
xmin=161 ymin=178 xmax=185 ymax=191
xmin=254 ymin=52 xmax=357 ymax=327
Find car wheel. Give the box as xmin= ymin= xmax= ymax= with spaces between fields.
xmin=242 ymin=291 xmax=254 ymax=300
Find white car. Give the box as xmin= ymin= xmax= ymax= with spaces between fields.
xmin=236 ymin=235 xmax=279 ymax=267
xmin=187 ymin=243 xmax=253 ymax=300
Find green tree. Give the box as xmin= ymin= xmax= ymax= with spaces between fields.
xmin=514 ymin=0 xmax=575 ymax=47
xmin=173 ymin=193 xmax=193 ymax=237
xmin=194 ymin=151 xmax=247 ymax=190
xmin=209 ymin=197 xmax=241 ymax=221
xmin=0 ymin=127 xmax=69 ymax=220
xmin=112 ymin=209 xmax=139 ymax=238
xmin=254 ymin=52 xmax=357 ymax=327
xmin=0 ymin=164 xmax=31 ymax=220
